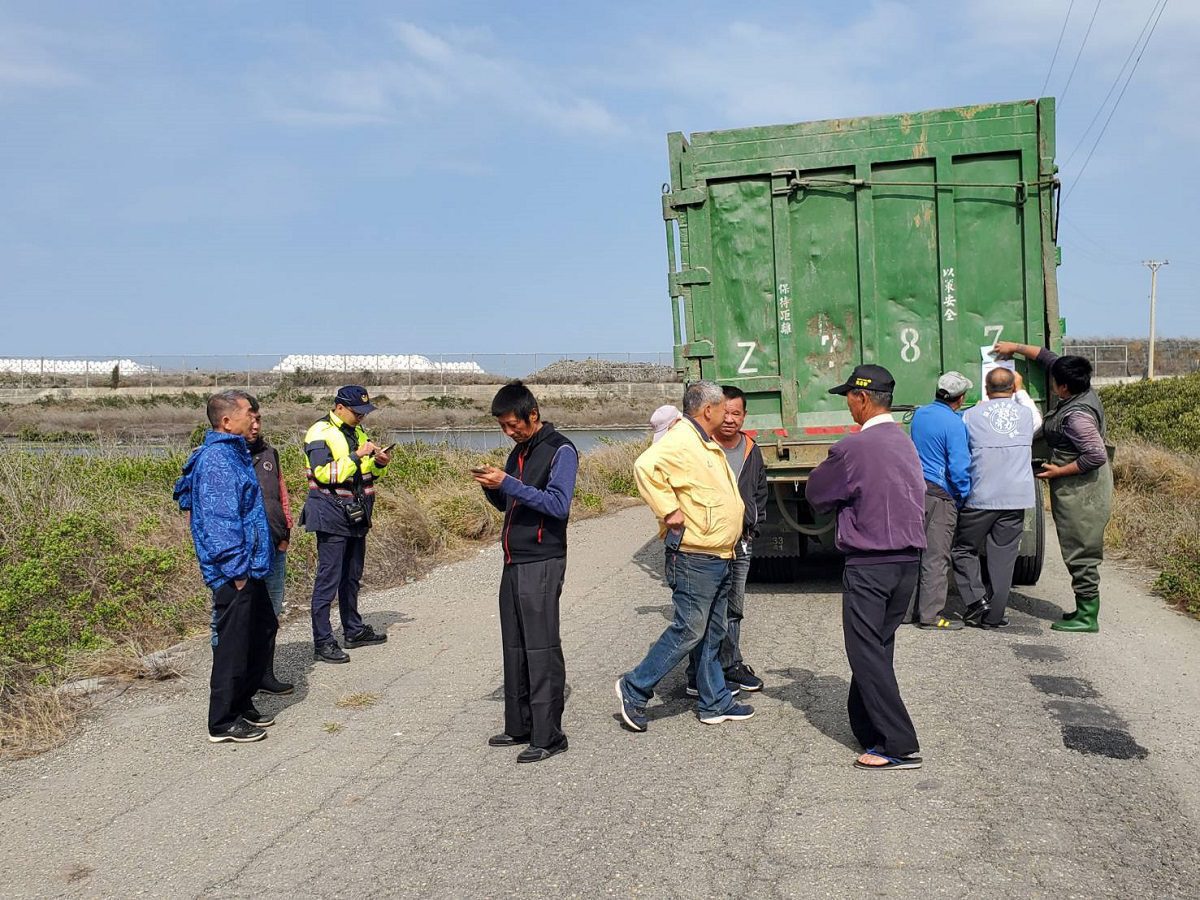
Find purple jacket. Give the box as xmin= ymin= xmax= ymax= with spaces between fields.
xmin=805 ymin=421 xmax=927 ymax=565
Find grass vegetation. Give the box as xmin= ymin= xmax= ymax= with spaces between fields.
xmin=0 ymin=391 xmax=658 ymax=441
xmin=0 ymin=436 xmax=646 ymax=758
xmin=1100 ymin=375 xmax=1200 ymax=616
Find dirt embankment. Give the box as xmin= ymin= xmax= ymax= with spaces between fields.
xmin=0 ymin=389 xmax=683 ymax=444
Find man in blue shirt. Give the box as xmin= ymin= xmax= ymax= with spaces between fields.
xmin=174 ymin=390 xmax=277 ymax=743
xmin=907 ymin=372 xmax=972 ymax=630
xmin=474 ymin=382 xmax=578 ymax=764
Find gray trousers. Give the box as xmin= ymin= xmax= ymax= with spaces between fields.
xmin=908 ymin=483 xmax=957 ymax=624
xmin=951 ymin=508 xmax=1024 ymax=624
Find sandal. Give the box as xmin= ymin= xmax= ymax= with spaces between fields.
xmin=854 ymin=748 xmax=923 ymax=770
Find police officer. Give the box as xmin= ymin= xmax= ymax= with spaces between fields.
xmin=302 ymin=385 xmax=391 ymax=662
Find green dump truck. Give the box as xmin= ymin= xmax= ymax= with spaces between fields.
xmin=662 ymin=98 xmax=1059 ymax=582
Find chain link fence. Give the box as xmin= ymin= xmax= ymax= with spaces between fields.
xmin=0 ymin=352 xmax=679 ymax=392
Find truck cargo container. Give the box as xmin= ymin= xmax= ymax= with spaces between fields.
xmin=662 ymin=99 xmax=1060 ymax=582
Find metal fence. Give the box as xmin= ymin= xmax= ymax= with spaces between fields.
xmin=0 ymin=352 xmax=677 ymax=391
xmin=1063 ymin=344 xmax=1131 ymax=378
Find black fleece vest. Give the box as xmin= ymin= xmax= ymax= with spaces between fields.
xmin=501 ymin=424 xmax=574 ymax=565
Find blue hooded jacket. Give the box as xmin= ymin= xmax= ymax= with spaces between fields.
xmin=174 ymin=431 xmax=273 ymax=588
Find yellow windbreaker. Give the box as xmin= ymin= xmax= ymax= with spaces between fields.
xmin=633 ymin=417 xmax=744 ymax=559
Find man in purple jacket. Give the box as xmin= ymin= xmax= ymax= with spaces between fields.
xmin=806 ymin=365 xmax=927 ymax=771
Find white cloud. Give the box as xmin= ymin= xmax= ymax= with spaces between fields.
xmin=606 ymin=4 xmax=938 ymax=131
xmin=258 ymin=21 xmax=626 ymax=138
xmin=0 ymin=25 xmax=87 ymax=92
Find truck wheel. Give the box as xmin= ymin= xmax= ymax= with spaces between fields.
xmin=749 ymin=555 xmax=802 ymax=583
xmin=1013 ymin=479 xmax=1046 ymax=585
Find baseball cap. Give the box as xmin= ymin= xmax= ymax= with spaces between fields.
xmin=334 ymin=384 xmax=377 ymax=415
xmin=828 ymin=364 xmax=896 ymax=396
xmin=650 ymin=404 xmax=681 ymax=443
xmin=936 ymin=371 xmax=973 ymax=399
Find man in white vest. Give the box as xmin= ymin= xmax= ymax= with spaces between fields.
xmin=952 ymin=368 xmax=1043 ymax=628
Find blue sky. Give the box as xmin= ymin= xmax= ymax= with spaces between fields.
xmin=2 ymin=0 xmax=1196 ymax=356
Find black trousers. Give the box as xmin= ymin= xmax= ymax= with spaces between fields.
xmin=210 ymin=578 xmax=277 ymax=733
xmin=311 ymin=532 xmax=367 ymax=645
xmin=499 ymin=556 xmax=567 ymax=750
xmin=843 ymin=562 xmax=920 ymax=757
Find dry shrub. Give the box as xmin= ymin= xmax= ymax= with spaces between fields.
xmin=1107 ymin=438 xmax=1200 ymax=614
xmin=68 ymin=638 xmax=186 ymax=682
xmin=0 ymin=677 xmax=78 ymax=760
xmin=573 ymin=438 xmax=647 ymax=518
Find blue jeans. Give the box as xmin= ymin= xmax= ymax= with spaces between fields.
xmin=686 ymin=539 xmax=752 ymax=682
xmin=264 ymin=550 xmax=287 ymax=618
xmin=720 ymin=540 xmax=752 ymax=670
xmin=623 ymin=549 xmax=733 ymax=717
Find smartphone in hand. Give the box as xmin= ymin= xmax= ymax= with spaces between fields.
xmin=470 ymin=465 xmax=489 ymax=475
xmin=665 ymin=527 xmax=685 ymax=551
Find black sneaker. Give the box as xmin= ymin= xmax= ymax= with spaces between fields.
xmin=980 ymin=617 xmax=1011 ymax=629
xmin=725 ymin=662 xmax=764 ymax=692
xmin=963 ymin=601 xmax=991 ymax=628
xmin=258 ymin=673 xmax=294 ymax=695
xmin=516 ymin=740 xmax=569 ymax=763
xmin=241 ymin=705 xmax=275 ymax=727
xmin=208 ymin=718 xmax=267 ymax=743
xmin=315 ymin=642 xmax=350 ymax=663
xmin=917 ymin=616 xmax=963 ymax=631
xmin=344 ymin=625 xmax=388 ymax=648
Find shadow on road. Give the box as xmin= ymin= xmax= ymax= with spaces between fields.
xmin=1009 ymin=591 xmax=1068 ymax=622
xmin=267 ymin=640 xmax=315 ymax=713
xmin=264 ymin=610 xmax=414 ymax=714
xmin=632 ymin=537 xmax=667 ymax=583
xmin=762 ymin=666 xmax=859 ymax=752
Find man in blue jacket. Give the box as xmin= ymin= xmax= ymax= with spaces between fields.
xmin=175 ymin=390 xmax=277 ymax=744
xmin=907 ymin=372 xmax=972 ymax=631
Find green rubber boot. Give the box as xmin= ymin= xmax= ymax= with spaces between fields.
xmin=1060 ymin=606 xmax=1080 ymax=621
xmin=1051 ymin=597 xmax=1099 ymax=633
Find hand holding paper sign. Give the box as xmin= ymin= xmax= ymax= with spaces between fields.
xmin=981 ymin=344 xmax=1016 ymax=389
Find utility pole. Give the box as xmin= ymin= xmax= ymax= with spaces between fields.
xmin=1142 ymin=260 xmax=1168 ymax=380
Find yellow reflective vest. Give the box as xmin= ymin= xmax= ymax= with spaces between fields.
xmin=301 ymin=412 xmax=386 ymax=534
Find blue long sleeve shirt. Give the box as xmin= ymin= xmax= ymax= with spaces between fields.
xmin=909 ymin=400 xmax=972 ymax=505
xmin=497 ymin=444 xmax=579 ymax=520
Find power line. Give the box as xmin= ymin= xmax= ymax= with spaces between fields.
xmin=1063 ymin=0 xmax=1167 ymax=168
xmin=1058 ymin=0 xmax=1104 ymax=108
xmin=1065 ymin=0 xmax=1170 ymax=199
xmin=1041 ymin=0 xmax=1077 ymax=96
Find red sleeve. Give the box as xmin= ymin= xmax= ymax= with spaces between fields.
xmin=278 ymin=466 xmax=294 ymax=529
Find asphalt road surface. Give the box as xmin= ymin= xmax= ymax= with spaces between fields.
xmin=4 ymin=506 xmax=1200 ymax=899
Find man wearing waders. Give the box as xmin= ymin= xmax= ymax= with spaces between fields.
xmin=993 ymin=342 xmax=1113 ymax=633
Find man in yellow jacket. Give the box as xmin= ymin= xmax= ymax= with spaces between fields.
xmin=615 ymin=380 xmax=755 ymax=731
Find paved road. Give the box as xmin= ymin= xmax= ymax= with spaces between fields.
xmin=4 ymin=506 xmax=1200 ymax=899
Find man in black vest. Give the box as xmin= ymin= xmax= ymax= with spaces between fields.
xmin=473 ymin=381 xmax=578 ymax=763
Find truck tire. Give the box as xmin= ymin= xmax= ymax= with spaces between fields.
xmin=1012 ymin=479 xmax=1046 ymax=585
xmin=749 ymin=554 xmax=803 ymax=584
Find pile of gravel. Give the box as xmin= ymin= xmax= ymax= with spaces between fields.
xmin=526 ymin=358 xmax=681 ymax=384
